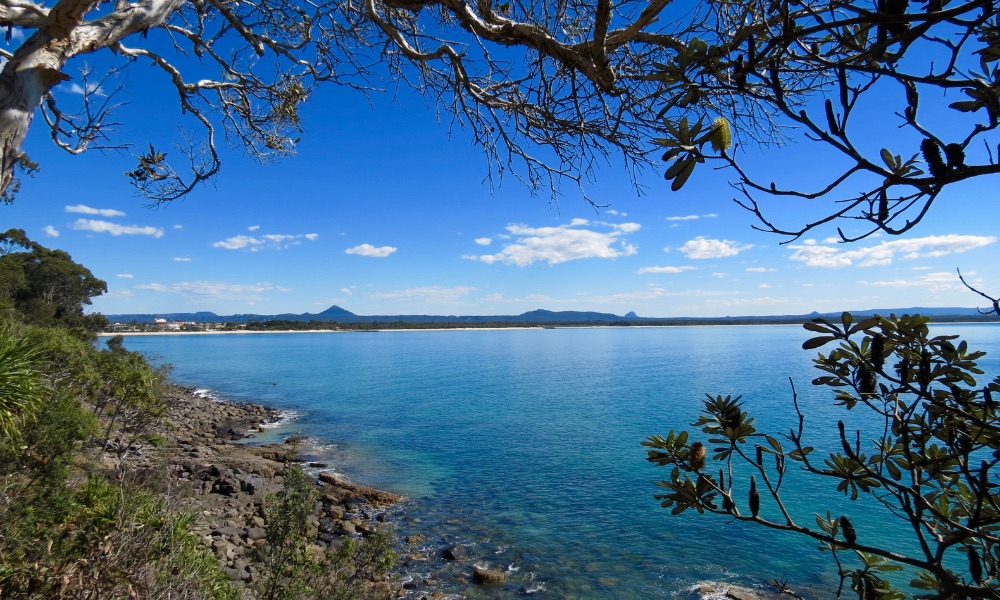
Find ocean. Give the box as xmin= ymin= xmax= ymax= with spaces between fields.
xmin=118 ymin=323 xmax=1000 ymax=599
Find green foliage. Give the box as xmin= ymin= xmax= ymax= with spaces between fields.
xmin=0 ymin=323 xmax=47 ymax=445
xmin=1 ymin=475 xmax=239 ymax=599
xmin=0 ymin=229 xmax=107 ymax=338
xmin=644 ymin=312 xmax=1000 ymax=598
xmin=656 ymin=115 xmax=731 ymax=191
xmin=254 ymin=466 xmax=397 ymax=600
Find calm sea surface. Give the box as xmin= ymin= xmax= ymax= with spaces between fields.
xmin=119 ymin=323 xmax=1000 ymax=599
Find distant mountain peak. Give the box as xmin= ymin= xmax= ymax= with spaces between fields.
xmin=318 ymin=305 xmax=356 ymax=317
xmin=625 ymin=311 xmax=638 ymax=319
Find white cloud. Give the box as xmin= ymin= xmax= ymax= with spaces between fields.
xmin=745 ymin=267 xmax=776 ymax=272
xmin=637 ymin=266 xmax=695 ymax=274
xmin=475 ymin=238 xmax=493 ymax=246
xmin=43 ymin=225 xmax=59 ymax=237
xmin=65 ymin=204 xmax=125 ymax=217
xmin=214 ymin=232 xmax=319 ymax=251
xmin=666 ymin=214 xmax=718 ymax=222
xmin=173 ymin=224 xmax=183 ymax=230
xmin=70 ymin=219 xmax=164 ymax=238
xmin=679 ymin=237 xmax=753 ymax=259
xmin=135 ymin=281 xmax=288 ymax=301
xmin=346 ymin=244 xmax=397 ymax=257
xmin=340 ymin=287 xmax=353 ymax=296
xmin=789 ymin=234 xmax=996 ymax=268
xmin=370 ymin=286 xmax=475 ymax=303
xmin=63 ymin=82 xmax=104 ymax=96
xmin=214 ymin=235 xmax=259 ymax=250
xmin=173 ymin=257 xmax=192 ymax=262
xmin=248 ymin=225 xmax=260 ymax=231
xmin=116 ymin=273 xmax=134 ymax=279
xmin=859 ymin=271 xmax=962 ymax=291
xmin=467 ymin=221 xmax=640 ymax=266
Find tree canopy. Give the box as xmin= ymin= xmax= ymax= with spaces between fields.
xmin=0 ymin=228 xmax=107 ymax=336
xmin=1 ymin=0 xmax=997 ymax=240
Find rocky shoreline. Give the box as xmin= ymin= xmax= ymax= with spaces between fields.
xmin=118 ymin=384 xmax=404 ymax=596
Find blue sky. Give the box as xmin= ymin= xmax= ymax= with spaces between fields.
xmin=3 ymin=46 xmax=999 ymax=319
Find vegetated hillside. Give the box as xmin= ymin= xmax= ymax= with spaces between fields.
xmin=103 ymin=305 xmax=996 ymax=326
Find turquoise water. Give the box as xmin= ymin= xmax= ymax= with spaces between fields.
xmin=120 ymin=324 xmax=1000 ymax=599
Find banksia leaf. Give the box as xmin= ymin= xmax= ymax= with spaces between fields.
xmin=749 ymin=475 xmax=759 ymax=517
xmin=671 ymin=160 xmax=696 ymax=191
xmin=840 ymin=516 xmax=857 ymax=544
xmin=921 ymin=138 xmax=947 ymax=178
xmin=710 ymin=116 xmax=732 ymax=152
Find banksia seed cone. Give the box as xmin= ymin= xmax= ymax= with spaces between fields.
xmin=969 ymin=548 xmax=983 ymax=584
xmin=870 ymin=334 xmax=885 ymax=372
xmin=840 ymin=516 xmax=857 ymax=544
xmin=945 ymin=143 xmax=965 ymax=169
xmin=859 ymin=365 xmax=877 ymax=395
xmin=710 ymin=117 xmax=732 ymax=153
xmin=921 ymin=138 xmax=947 ymax=178
xmin=688 ymin=442 xmax=706 ymax=470
xmin=749 ymin=475 xmax=760 ymax=517
xmin=919 ymin=350 xmax=931 ymax=385
xmin=896 ymin=358 xmax=910 ymax=382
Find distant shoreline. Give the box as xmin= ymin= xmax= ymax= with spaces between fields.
xmin=100 ymin=319 xmax=1000 ymax=337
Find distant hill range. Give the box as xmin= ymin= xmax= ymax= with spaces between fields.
xmin=103 ymin=305 xmax=998 ymax=325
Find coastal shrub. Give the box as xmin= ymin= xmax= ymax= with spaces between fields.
xmin=254 ymin=466 xmax=318 ymax=600
xmin=644 ymin=313 xmax=999 ymax=598
xmin=0 ymin=323 xmax=46 ymax=445
xmin=253 ymin=466 xmax=397 ymax=600
xmin=94 ymin=344 xmax=168 ymax=460
xmin=0 ymin=474 xmax=238 ymax=599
